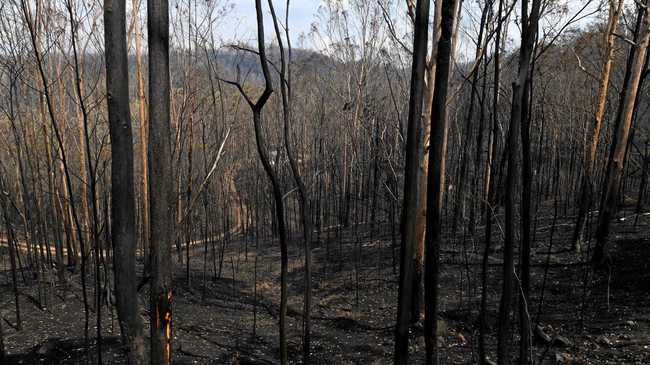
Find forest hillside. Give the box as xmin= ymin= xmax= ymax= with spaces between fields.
xmin=0 ymin=0 xmax=649 ymax=364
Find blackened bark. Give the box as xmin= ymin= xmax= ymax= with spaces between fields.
xmin=594 ymin=4 xmax=650 ymax=265
xmin=103 ymin=0 xmax=146 ymax=362
xmin=424 ymin=0 xmax=457 ymax=362
xmin=497 ymin=0 xmax=541 ymax=362
xmin=394 ymin=0 xmax=430 ymax=364
xmin=147 ymin=0 xmax=175 ymax=362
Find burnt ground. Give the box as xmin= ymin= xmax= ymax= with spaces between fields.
xmin=1 ymin=206 xmax=649 ymax=364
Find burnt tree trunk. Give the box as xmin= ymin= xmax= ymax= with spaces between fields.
xmin=594 ymin=3 xmax=650 ymax=265
xmin=147 ymin=0 xmax=175 ymax=361
xmin=394 ymin=0 xmax=430 ymax=363
xmin=424 ymin=0 xmax=458 ymax=362
xmin=104 ymin=0 xmax=146 ymax=362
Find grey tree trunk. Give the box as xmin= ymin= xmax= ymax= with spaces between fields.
xmin=103 ymin=0 xmax=146 ymax=362
xmin=147 ymin=0 xmax=175 ymax=362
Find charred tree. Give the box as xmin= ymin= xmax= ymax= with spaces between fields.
xmin=103 ymin=0 xmax=146 ymax=362
xmin=147 ymin=0 xmax=175 ymax=361
xmin=423 ymin=0 xmax=458 ymax=362
xmin=594 ymin=3 xmax=650 ymax=265
xmin=394 ymin=0 xmax=430 ymax=363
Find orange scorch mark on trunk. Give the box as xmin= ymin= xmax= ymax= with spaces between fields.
xmin=164 ymin=290 xmax=173 ymax=364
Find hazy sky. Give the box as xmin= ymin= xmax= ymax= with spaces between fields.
xmin=221 ymin=0 xmax=321 ymax=47
xmin=213 ymin=0 xmax=603 ymax=58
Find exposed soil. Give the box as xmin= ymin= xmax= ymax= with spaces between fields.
xmin=1 ymin=207 xmax=649 ymax=364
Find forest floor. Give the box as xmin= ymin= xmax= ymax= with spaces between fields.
xmin=1 ymin=205 xmax=650 ymax=364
